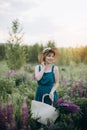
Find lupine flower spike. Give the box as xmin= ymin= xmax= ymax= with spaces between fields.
xmin=21 ymin=98 xmax=29 ymax=130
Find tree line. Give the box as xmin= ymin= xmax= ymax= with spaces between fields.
xmin=0 ymin=43 xmax=87 ymax=64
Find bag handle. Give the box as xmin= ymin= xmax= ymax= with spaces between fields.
xmin=42 ymin=94 xmax=54 ymax=106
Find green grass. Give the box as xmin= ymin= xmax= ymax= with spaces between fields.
xmin=59 ymin=63 xmax=87 ymax=81
xmin=0 ymin=61 xmax=9 ymax=76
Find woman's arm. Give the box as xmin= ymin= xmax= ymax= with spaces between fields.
xmin=34 ymin=62 xmax=46 ymax=81
xmin=49 ymin=66 xmax=59 ymax=100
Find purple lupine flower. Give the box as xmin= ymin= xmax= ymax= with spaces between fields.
xmin=68 ymin=79 xmax=73 ymax=86
xmin=7 ymin=99 xmax=14 ymax=123
xmin=61 ymin=76 xmax=67 ymax=87
xmin=59 ymin=103 xmax=69 ymax=107
xmin=0 ymin=103 xmax=8 ymax=130
xmin=10 ymin=119 xmax=18 ymax=130
xmin=7 ymin=98 xmax=18 ymax=130
xmin=65 ymin=102 xmax=80 ymax=114
xmin=84 ymin=83 xmax=87 ymax=97
xmin=85 ymin=82 xmax=87 ymax=89
xmin=6 ymin=70 xmax=15 ymax=77
xmin=69 ymin=118 xmax=74 ymax=126
xmin=0 ymin=104 xmax=2 ymax=128
xmin=77 ymin=80 xmax=83 ymax=97
xmin=69 ymin=118 xmax=74 ymax=124
xmin=84 ymin=90 xmax=87 ymax=97
xmin=78 ymin=80 xmax=83 ymax=88
xmin=21 ymin=98 xmax=29 ymax=130
xmin=55 ymin=97 xmax=67 ymax=105
xmin=78 ymin=87 xmax=83 ymax=97
xmin=55 ymin=98 xmax=80 ymax=114
xmin=70 ymin=83 xmax=76 ymax=98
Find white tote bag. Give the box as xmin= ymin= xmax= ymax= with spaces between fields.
xmin=31 ymin=94 xmax=59 ymax=125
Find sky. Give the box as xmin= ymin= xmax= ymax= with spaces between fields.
xmin=0 ymin=0 xmax=87 ymax=47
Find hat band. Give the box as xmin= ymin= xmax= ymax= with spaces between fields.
xmin=42 ymin=47 xmax=51 ymax=53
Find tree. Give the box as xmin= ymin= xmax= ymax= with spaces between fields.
xmin=6 ymin=19 xmax=25 ymax=70
xmin=46 ymin=40 xmax=56 ymax=48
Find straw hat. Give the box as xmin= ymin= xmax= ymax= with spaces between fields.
xmin=38 ymin=47 xmax=59 ymax=63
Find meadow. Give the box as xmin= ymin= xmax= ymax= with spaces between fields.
xmin=0 ymin=61 xmax=87 ymax=130
xmin=0 ymin=20 xmax=87 ymax=130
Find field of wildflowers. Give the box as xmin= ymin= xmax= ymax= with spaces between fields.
xmin=0 ymin=62 xmax=87 ymax=130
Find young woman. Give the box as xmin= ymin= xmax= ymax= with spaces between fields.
xmin=34 ymin=47 xmax=59 ymax=105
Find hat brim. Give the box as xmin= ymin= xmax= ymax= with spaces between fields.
xmin=38 ymin=48 xmax=59 ymax=63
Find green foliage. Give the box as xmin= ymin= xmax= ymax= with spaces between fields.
xmin=28 ymin=44 xmax=40 ymax=63
xmin=53 ymin=113 xmax=80 ymax=130
xmin=6 ymin=44 xmax=25 ymax=70
xmin=0 ymin=61 xmax=9 ymax=76
xmin=21 ymin=43 xmax=44 ymax=63
xmin=28 ymin=118 xmax=42 ymax=130
xmin=21 ymin=45 xmax=30 ymax=63
xmin=58 ymin=48 xmax=66 ymax=65
xmin=80 ymin=46 xmax=87 ymax=64
xmin=0 ymin=78 xmax=15 ymax=101
xmin=0 ymin=44 xmax=6 ymax=60
xmin=27 ymin=44 xmax=43 ymax=63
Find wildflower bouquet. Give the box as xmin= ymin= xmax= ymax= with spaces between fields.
xmin=55 ymin=97 xmax=81 ymax=114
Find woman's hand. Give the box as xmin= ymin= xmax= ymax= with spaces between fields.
xmin=41 ymin=62 xmax=46 ymax=71
xmin=49 ymin=92 xmax=54 ymax=101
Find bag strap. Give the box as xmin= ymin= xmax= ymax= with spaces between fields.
xmin=42 ymin=94 xmax=54 ymax=106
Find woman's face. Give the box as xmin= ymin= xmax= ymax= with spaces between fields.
xmin=44 ymin=52 xmax=55 ymax=64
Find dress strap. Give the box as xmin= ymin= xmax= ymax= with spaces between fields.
xmin=39 ymin=65 xmax=41 ymax=71
xmin=52 ymin=65 xmax=54 ymax=72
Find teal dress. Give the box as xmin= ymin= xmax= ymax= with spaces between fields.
xmin=35 ymin=65 xmax=58 ymax=105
